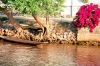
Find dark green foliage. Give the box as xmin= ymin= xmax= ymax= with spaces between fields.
xmin=0 ymin=7 xmax=5 ymax=11
xmin=0 ymin=17 xmax=8 ymax=21
xmin=11 ymin=0 xmax=15 ymax=1
xmin=1 ymin=0 xmax=8 ymax=4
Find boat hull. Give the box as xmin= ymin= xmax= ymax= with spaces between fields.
xmin=0 ymin=35 xmax=48 ymax=45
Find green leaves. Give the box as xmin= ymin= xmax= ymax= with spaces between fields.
xmin=1 ymin=0 xmax=8 ymax=4
xmin=22 ymin=8 xmax=27 ymax=14
xmin=0 ymin=7 xmax=5 ymax=11
xmin=8 ymin=0 xmax=66 ymax=16
xmin=41 ymin=0 xmax=65 ymax=15
xmin=11 ymin=0 xmax=15 ymax=1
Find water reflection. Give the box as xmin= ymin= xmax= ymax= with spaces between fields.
xmin=0 ymin=41 xmax=100 ymax=66
xmin=77 ymin=46 xmax=100 ymax=66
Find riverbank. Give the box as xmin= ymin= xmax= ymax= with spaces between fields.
xmin=0 ymin=15 xmax=100 ymax=46
xmin=0 ymin=16 xmax=76 ymax=43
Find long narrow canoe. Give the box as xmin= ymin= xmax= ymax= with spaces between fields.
xmin=0 ymin=35 xmax=48 ymax=45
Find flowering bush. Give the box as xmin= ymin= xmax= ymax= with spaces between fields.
xmin=73 ymin=3 xmax=100 ymax=32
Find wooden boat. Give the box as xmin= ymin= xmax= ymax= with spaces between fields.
xmin=0 ymin=35 xmax=48 ymax=45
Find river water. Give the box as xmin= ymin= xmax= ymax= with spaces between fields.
xmin=0 ymin=41 xmax=100 ymax=66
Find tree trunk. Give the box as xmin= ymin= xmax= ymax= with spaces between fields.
xmin=46 ymin=13 xmax=49 ymax=24
xmin=32 ymin=14 xmax=44 ymax=27
xmin=2 ymin=9 xmax=23 ymax=32
xmin=45 ymin=13 xmax=51 ymax=37
xmin=32 ymin=14 xmax=47 ymax=35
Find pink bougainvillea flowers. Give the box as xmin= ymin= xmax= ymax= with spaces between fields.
xmin=73 ymin=3 xmax=100 ymax=32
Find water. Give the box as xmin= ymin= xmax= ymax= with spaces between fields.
xmin=0 ymin=41 xmax=100 ymax=66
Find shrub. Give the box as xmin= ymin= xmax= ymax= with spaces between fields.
xmin=0 ymin=17 xmax=8 ymax=21
xmin=73 ymin=3 xmax=100 ymax=32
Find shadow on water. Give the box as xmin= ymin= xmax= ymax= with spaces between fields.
xmin=0 ymin=41 xmax=100 ymax=66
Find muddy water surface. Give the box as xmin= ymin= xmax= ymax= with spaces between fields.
xmin=0 ymin=41 xmax=100 ymax=66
